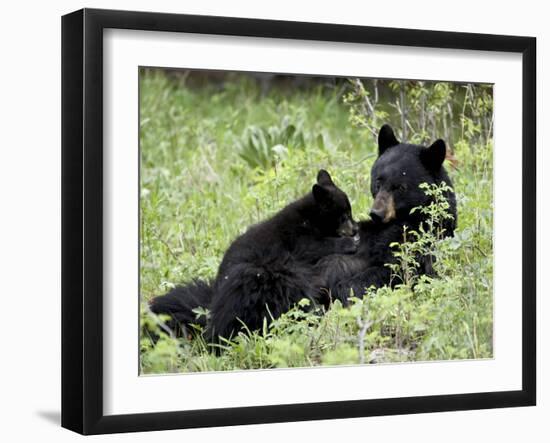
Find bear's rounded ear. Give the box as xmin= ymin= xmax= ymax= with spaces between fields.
xmin=378 ymin=124 xmax=399 ymax=156
xmin=312 ymin=184 xmax=332 ymax=205
xmin=420 ymin=139 xmax=447 ymax=171
xmin=317 ymin=169 xmax=334 ymax=186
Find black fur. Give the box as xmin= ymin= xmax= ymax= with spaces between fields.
xmin=149 ymin=280 xmax=213 ymax=335
xmin=317 ymin=124 xmax=457 ymax=304
xmin=149 ymin=170 xmax=358 ymax=340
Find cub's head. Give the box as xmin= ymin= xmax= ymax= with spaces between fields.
xmin=312 ymin=169 xmax=358 ymax=237
xmin=369 ymin=124 xmax=455 ymax=225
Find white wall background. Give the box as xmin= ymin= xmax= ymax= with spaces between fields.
xmin=0 ymin=0 xmax=545 ymax=441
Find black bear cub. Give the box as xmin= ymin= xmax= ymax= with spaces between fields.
xmin=318 ymin=124 xmax=457 ymax=303
xmin=150 ymin=170 xmax=358 ymax=341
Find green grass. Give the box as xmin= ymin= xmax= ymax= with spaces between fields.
xmin=139 ymin=69 xmax=493 ymax=374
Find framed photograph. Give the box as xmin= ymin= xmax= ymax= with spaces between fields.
xmin=62 ymin=8 xmax=536 ymax=435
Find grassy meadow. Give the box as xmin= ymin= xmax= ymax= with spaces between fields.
xmin=139 ymin=69 xmax=494 ymax=374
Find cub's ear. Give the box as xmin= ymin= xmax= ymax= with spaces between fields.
xmin=312 ymin=184 xmax=332 ymax=206
xmin=378 ymin=124 xmax=399 ymax=156
xmin=317 ymin=169 xmax=334 ymax=186
xmin=420 ymin=139 xmax=446 ymax=171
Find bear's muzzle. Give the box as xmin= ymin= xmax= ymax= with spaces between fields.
xmin=370 ymin=190 xmax=396 ymax=223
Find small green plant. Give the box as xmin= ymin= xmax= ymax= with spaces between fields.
xmin=236 ymin=116 xmax=306 ymax=169
xmin=387 ymin=181 xmax=455 ymax=287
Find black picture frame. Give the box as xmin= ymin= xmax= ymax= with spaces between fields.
xmin=61 ymin=8 xmax=536 ymax=435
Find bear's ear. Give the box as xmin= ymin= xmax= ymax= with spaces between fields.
xmin=420 ymin=139 xmax=447 ymax=171
xmin=378 ymin=124 xmax=399 ymax=156
xmin=312 ymin=184 xmax=332 ymax=206
xmin=316 ymin=169 xmax=334 ymax=186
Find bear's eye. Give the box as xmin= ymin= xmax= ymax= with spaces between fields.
xmin=397 ymin=184 xmax=407 ymax=192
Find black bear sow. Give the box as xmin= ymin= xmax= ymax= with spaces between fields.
xmin=320 ymin=124 xmax=457 ymax=303
xmin=150 ymin=170 xmax=359 ymax=341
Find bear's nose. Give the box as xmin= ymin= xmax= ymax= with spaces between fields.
xmin=369 ymin=208 xmax=385 ymax=223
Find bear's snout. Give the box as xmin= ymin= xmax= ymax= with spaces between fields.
xmin=370 ymin=191 xmax=396 ymax=223
xmin=337 ymin=219 xmax=359 ymax=237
